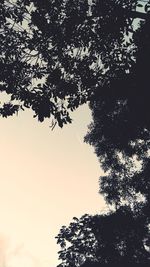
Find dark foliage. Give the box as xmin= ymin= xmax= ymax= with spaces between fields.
xmin=1 ymin=1 xmax=150 ymax=266
xmin=0 ymin=0 xmax=145 ymax=127
xmin=55 ymin=2 xmax=150 ymax=266
xmin=85 ymin=16 xmax=150 ymax=208
xmin=56 ymin=207 xmax=150 ymax=266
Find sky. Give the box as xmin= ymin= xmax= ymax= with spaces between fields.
xmin=0 ymin=104 xmax=107 ymax=267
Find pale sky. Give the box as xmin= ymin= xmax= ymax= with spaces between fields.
xmin=0 ymin=104 xmax=107 ymax=267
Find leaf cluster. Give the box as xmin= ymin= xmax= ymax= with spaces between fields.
xmin=56 ymin=207 xmax=150 ymax=266
xmin=0 ymin=0 xmax=139 ymax=126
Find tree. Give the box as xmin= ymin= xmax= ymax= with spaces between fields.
xmin=84 ymin=15 xmax=150 ymax=209
xmin=56 ymin=207 xmax=150 ymax=266
xmin=55 ymin=3 xmax=150 ymax=266
xmin=1 ymin=2 xmax=150 ymax=264
xmin=0 ymin=0 xmax=149 ymax=127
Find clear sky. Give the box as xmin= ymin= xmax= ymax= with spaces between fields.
xmin=0 ymin=104 xmax=107 ymax=267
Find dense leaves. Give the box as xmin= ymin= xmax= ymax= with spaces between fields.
xmin=0 ymin=0 xmax=143 ymax=126
xmin=56 ymin=207 xmax=150 ymax=266
xmin=55 ymin=2 xmax=150 ymax=266
xmin=1 ymin=1 xmax=150 ymax=265
xmin=85 ymin=16 xmax=150 ymax=207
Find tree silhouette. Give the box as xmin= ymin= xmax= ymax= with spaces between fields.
xmin=1 ymin=1 xmax=150 ymax=265
xmin=0 ymin=0 xmax=149 ymax=127
xmin=84 ymin=16 xmax=150 ymax=210
xmin=56 ymin=207 xmax=150 ymax=266
xmin=54 ymin=2 xmax=150 ymax=266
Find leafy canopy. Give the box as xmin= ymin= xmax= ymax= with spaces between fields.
xmin=56 ymin=207 xmax=150 ymax=266
xmin=0 ymin=0 xmax=141 ymax=126
xmin=85 ymin=15 xmax=150 ymax=208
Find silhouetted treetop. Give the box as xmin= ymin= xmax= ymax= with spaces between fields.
xmin=0 ymin=0 xmax=149 ymax=126
xmin=56 ymin=207 xmax=150 ymax=266
xmin=84 ymin=16 xmax=150 ymax=208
